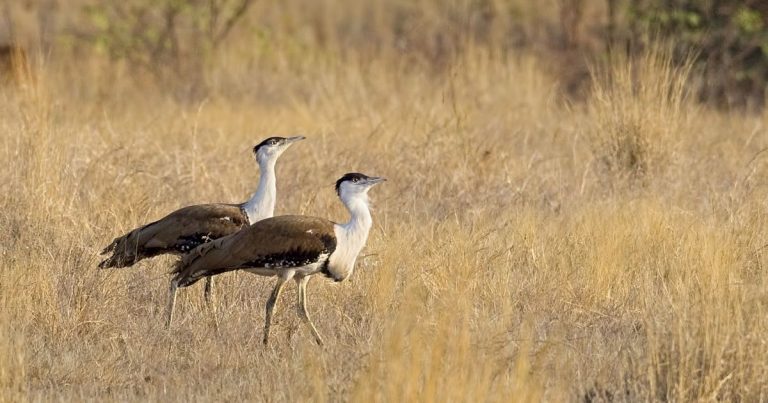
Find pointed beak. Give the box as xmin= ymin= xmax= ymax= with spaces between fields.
xmin=366 ymin=176 xmax=387 ymax=186
xmin=284 ymin=136 xmax=306 ymax=145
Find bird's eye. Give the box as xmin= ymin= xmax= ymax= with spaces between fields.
xmin=269 ymin=139 xmax=278 ymax=145
xmin=352 ymin=178 xmax=360 ymax=183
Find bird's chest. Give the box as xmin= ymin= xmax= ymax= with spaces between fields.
xmin=325 ymin=231 xmax=366 ymax=281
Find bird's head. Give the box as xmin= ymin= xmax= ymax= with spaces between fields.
xmin=252 ymin=136 xmax=305 ymax=164
xmin=335 ymin=172 xmax=386 ymax=202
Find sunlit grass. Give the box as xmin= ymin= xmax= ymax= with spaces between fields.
xmin=1 ymin=24 xmax=768 ymax=402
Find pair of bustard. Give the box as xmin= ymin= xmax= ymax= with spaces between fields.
xmin=99 ymin=136 xmax=384 ymax=346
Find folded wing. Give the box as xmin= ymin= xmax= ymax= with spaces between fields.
xmin=172 ymin=215 xmax=337 ymax=286
xmin=98 ymin=204 xmax=248 ymax=268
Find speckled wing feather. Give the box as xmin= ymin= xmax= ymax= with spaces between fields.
xmin=172 ymin=215 xmax=337 ymax=287
xmin=98 ymin=204 xmax=248 ymax=268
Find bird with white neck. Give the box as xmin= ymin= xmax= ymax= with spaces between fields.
xmin=98 ymin=136 xmax=305 ymax=306
xmin=169 ymin=172 xmax=386 ymax=346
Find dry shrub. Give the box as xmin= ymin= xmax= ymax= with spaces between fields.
xmin=586 ymin=42 xmax=694 ymax=182
xmin=0 ymin=44 xmax=34 ymax=87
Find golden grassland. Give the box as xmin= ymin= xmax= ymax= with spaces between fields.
xmin=2 ymin=37 xmax=768 ymax=401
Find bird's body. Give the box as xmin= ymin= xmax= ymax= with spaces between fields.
xmin=98 ymin=136 xmax=304 ymax=314
xmin=168 ymin=173 xmax=386 ymax=346
xmin=98 ymin=203 xmax=249 ymax=268
xmin=173 ymin=216 xmax=337 ymax=284
xmin=98 ymin=136 xmax=303 ymax=270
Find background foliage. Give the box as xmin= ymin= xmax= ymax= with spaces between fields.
xmin=4 ymin=0 xmax=768 ymax=106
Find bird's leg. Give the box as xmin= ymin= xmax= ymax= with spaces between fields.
xmin=296 ymin=276 xmax=324 ymax=346
xmin=263 ymin=275 xmax=289 ymax=345
xmin=203 ymin=276 xmax=220 ymax=332
xmin=204 ymin=276 xmax=215 ymax=305
xmin=165 ymin=280 xmax=178 ymax=329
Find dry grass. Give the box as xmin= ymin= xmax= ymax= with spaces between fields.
xmin=3 ymin=9 xmax=768 ymax=401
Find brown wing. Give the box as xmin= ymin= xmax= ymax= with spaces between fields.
xmin=98 ymin=203 xmax=248 ymax=268
xmin=172 ymin=215 xmax=337 ymax=287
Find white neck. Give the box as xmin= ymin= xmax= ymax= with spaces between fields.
xmin=242 ymin=159 xmax=276 ymax=224
xmin=329 ymin=192 xmax=373 ymax=281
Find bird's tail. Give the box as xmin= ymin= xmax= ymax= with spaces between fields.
xmin=98 ymin=218 xmax=165 ymax=269
xmin=100 ymin=239 xmax=117 ymax=255
xmin=98 ymin=231 xmax=142 ymax=269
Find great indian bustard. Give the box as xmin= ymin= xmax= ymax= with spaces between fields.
xmin=98 ymin=136 xmax=304 ymax=304
xmin=168 ymin=172 xmax=386 ymax=345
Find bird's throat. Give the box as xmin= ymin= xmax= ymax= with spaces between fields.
xmin=243 ymin=160 xmax=277 ymax=224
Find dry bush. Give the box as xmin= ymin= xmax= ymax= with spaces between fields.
xmin=0 ymin=44 xmax=34 ymax=87
xmin=586 ymin=42 xmax=694 ymax=182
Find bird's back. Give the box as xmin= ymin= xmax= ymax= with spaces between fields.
xmin=99 ymin=203 xmax=249 ymax=268
xmin=173 ymin=215 xmax=337 ymax=286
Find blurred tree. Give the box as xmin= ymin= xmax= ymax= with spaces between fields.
xmin=77 ymin=0 xmax=253 ymax=97
xmin=628 ymin=0 xmax=768 ymax=108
